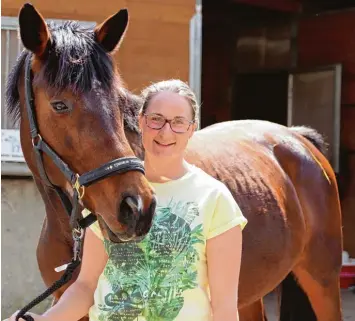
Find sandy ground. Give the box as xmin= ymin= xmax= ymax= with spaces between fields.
xmin=263 ymin=289 xmax=355 ymax=320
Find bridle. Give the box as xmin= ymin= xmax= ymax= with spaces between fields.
xmin=16 ymin=54 xmax=145 ymax=321
xmin=24 ymin=53 xmax=145 ymax=230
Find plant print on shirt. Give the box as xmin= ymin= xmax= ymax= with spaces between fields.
xmin=97 ymin=200 xmax=204 ymax=321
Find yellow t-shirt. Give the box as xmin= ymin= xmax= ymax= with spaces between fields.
xmin=83 ymin=164 xmax=247 ymax=321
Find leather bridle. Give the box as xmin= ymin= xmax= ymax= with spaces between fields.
xmin=24 ymin=53 xmax=145 ymax=231
xmin=16 ymin=47 xmax=147 ymax=321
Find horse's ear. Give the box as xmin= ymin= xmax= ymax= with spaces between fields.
xmin=94 ymin=9 xmax=129 ymax=53
xmin=19 ymin=3 xmax=51 ymax=58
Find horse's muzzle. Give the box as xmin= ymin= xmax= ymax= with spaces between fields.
xmin=106 ymin=194 xmax=156 ymax=243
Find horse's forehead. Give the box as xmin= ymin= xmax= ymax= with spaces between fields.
xmin=32 ymin=52 xmax=114 ymax=97
xmin=50 ymin=22 xmax=90 ymax=37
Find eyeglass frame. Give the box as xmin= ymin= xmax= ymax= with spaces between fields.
xmin=143 ymin=113 xmax=195 ymax=133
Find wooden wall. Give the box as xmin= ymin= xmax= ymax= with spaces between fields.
xmin=297 ymin=9 xmax=355 ymax=257
xmin=201 ymin=3 xmax=235 ymax=127
xmin=1 ymin=0 xmax=195 ymax=93
xmin=201 ymin=2 xmax=294 ymax=128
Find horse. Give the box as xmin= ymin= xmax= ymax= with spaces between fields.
xmin=5 ymin=3 xmax=157 ymax=307
xmin=6 ymin=4 xmax=343 ymax=321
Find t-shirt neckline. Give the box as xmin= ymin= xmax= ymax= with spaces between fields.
xmin=148 ymin=163 xmax=197 ymax=187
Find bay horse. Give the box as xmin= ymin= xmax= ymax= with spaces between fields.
xmin=7 ymin=4 xmax=343 ymax=321
xmin=6 ymin=3 xmax=157 ymax=305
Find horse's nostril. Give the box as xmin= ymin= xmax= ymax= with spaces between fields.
xmin=136 ymin=195 xmax=157 ymax=236
xmin=124 ymin=195 xmax=143 ymax=214
xmin=119 ymin=195 xmax=142 ymax=226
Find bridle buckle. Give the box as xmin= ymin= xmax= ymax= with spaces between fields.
xmin=31 ymin=134 xmax=42 ymax=148
xmin=73 ymin=174 xmax=85 ymax=199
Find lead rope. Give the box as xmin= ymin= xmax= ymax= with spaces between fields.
xmin=15 ymin=228 xmax=84 ymax=321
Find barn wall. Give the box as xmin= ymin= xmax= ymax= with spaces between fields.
xmin=2 ymin=0 xmax=195 ymax=93
xmin=1 ymin=178 xmax=51 ymax=316
xmin=202 ymin=3 xmax=355 ymax=256
xmin=201 ymin=3 xmax=235 ymax=127
xmin=297 ymin=9 xmax=355 ymax=257
xmin=201 ymin=2 xmax=294 ymax=128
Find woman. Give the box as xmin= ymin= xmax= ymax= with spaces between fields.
xmin=6 ymin=79 xmax=247 ymax=321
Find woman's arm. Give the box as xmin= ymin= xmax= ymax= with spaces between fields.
xmin=6 ymin=228 xmax=108 ymax=321
xmin=207 ymin=225 xmax=243 ymax=321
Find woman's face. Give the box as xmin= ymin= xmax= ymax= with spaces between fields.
xmin=139 ymin=91 xmax=196 ymax=160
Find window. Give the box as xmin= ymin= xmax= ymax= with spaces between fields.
xmin=1 ymin=16 xmax=95 ymax=175
xmin=1 ymin=17 xmax=22 ymax=130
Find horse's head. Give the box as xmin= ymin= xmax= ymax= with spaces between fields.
xmin=6 ymin=4 xmax=156 ymax=243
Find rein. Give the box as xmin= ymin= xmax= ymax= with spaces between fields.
xmin=15 ymin=54 xmax=145 ymax=321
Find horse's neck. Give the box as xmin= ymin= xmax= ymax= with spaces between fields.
xmin=33 ymin=177 xmax=73 ymax=241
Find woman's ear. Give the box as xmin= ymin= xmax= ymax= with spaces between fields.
xmin=193 ymin=122 xmax=198 ymax=131
xmin=188 ymin=122 xmax=197 ymax=138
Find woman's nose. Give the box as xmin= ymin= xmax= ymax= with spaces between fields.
xmin=160 ymin=121 xmax=174 ymax=134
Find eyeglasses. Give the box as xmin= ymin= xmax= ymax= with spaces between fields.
xmin=144 ymin=113 xmax=195 ymax=133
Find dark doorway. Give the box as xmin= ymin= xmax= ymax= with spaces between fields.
xmin=232 ymin=71 xmax=289 ymax=125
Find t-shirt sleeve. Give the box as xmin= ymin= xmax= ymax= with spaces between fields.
xmin=81 ymin=208 xmax=104 ymax=241
xmin=207 ymin=184 xmax=248 ymax=240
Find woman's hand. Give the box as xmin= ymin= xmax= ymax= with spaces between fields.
xmin=3 ymin=310 xmax=49 ymax=321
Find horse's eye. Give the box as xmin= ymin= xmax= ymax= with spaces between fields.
xmin=50 ymin=101 xmax=70 ymax=113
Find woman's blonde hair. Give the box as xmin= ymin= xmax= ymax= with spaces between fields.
xmin=140 ymin=79 xmax=200 ymax=127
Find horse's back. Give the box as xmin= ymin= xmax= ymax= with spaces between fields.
xmin=186 ymin=119 xmax=340 ymax=306
xmin=187 ymin=119 xmax=312 ymax=216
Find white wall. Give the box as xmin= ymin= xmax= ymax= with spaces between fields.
xmin=1 ymin=178 xmax=52 ymax=317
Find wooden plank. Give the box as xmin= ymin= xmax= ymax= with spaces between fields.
xmin=123 ymin=72 xmax=189 ymax=94
xmin=342 ymin=75 xmax=355 ymax=105
xmin=119 ymin=39 xmax=188 ymax=60
xmin=298 ymin=10 xmax=355 ymax=105
xmin=201 ymin=22 xmax=235 ymax=127
xmin=125 ymin=19 xmax=189 ymax=42
xmin=125 ymin=1 xmax=195 ymax=24
xmin=341 ymin=156 xmax=355 ymax=257
xmin=2 ymin=0 xmax=195 ymax=24
xmin=127 ymin=0 xmax=194 ymax=7
xmin=115 ymin=18 xmax=190 ymax=90
xmin=298 ymin=12 xmax=355 ymax=70
xmin=118 ymin=53 xmax=188 ymax=78
xmin=1 ymin=0 xmax=127 ymax=22
xmin=233 ymin=0 xmax=301 ymax=12
xmin=341 ymin=107 xmax=355 ymax=150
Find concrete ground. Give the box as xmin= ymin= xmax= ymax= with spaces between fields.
xmin=264 ymin=289 xmax=355 ymax=320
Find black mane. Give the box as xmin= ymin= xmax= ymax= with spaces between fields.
xmin=6 ymin=21 xmax=137 ymax=127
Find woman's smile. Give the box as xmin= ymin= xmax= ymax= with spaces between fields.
xmin=154 ymin=140 xmax=176 ymax=148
